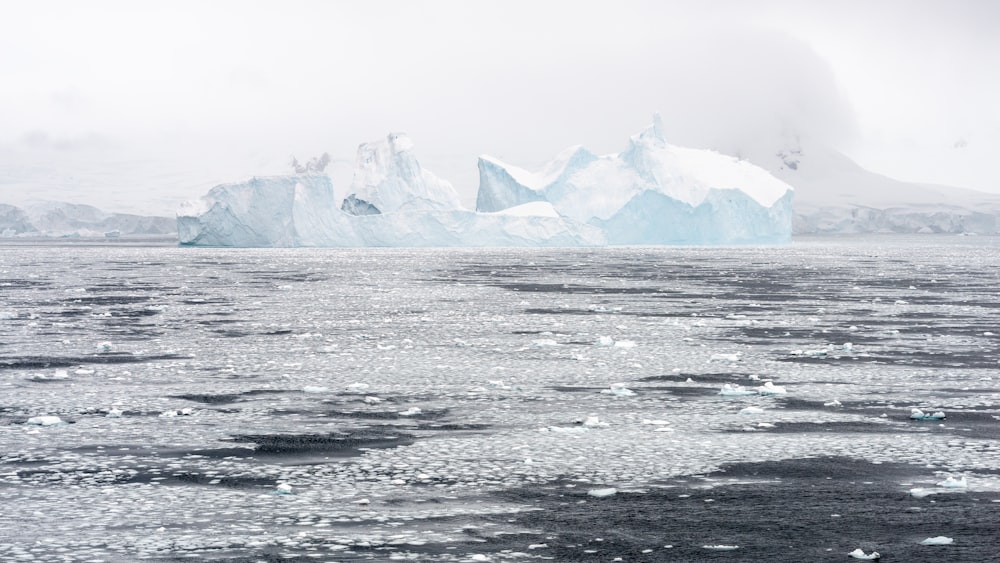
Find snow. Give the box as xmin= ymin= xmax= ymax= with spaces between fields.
xmin=26 ymin=416 xmax=64 ymax=426
xmin=587 ymin=487 xmax=618 ymax=498
xmin=920 ymin=536 xmax=954 ymax=545
xmin=936 ymin=474 xmax=967 ymax=488
xmin=179 ymin=121 xmax=793 ymax=247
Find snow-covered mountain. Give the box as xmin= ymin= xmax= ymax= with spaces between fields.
xmin=178 ymin=121 xmax=794 ymax=247
xmin=742 ymin=138 xmax=1000 ymax=234
xmin=0 ymin=201 xmax=175 ymax=237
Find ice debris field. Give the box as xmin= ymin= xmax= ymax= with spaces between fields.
xmin=1 ymin=236 xmax=1000 ymax=561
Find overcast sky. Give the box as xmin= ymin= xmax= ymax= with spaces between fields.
xmin=1 ymin=0 xmax=998 ymax=214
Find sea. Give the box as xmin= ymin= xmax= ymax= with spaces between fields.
xmin=1 ymin=235 xmax=998 ymax=562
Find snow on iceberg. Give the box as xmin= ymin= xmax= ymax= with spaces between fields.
xmin=179 ymin=119 xmax=792 ymax=247
xmin=478 ymin=114 xmax=794 ymax=245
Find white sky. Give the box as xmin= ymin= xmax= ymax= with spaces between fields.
xmin=1 ymin=0 xmax=998 ymax=214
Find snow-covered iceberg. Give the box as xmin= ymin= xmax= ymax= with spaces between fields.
xmin=178 ymin=120 xmax=793 ymax=247
xmin=478 ymin=114 xmax=794 ymax=245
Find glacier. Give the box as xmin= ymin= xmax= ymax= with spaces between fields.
xmin=177 ymin=119 xmax=794 ymax=247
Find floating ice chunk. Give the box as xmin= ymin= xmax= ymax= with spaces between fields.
xmin=399 ymin=407 xmax=422 ymax=416
xmin=739 ymin=407 xmax=765 ymax=415
xmin=910 ymin=488 xmax=935 ymax=498
xmin=936 ymin=474 xmax=967 ymax=488
xmin=353 ymin=498 xmax=370 ymax=506
xmin=824 ymin=399 xmax=843 ymax=407
xmin=848 ymin=548 xmax=880 ymax=560
xmin=470 ymin=555 xmax=489 ymax=562
xmin=527 ymin=543 xmax=548 ymax=550
xmin=159 ymin=410 xmax=178 ymax=418
xmin=842 ymin=342 xmax=854 ymax=351
xmin=642 ymin=419 xmax=671 ymax=425
xmin=544 ymin=426 xmax=589 ymax=434
xmin=179 ymin=407 xmax=195 ymax=416
xmin=710 ymin=353 xmax=740 ymax=362
xmin=533 ymin=338 xmax=558 ymax=347
xmin=302 ymin=386 xmax=329 ymax=393
xmin=106 ymin=408 xmax=123 ymax=418
xmin=363 ymin=396 xmax=382 ymax=405
xmin=703 ymin=545 xmax=739 ymax=550
xmin=587 ymin=487 xmax=617 ymax=498
xmin=747 ymin=374 xmax=761 ymax=381
xmin=0 ymin=311 xmax=17 ymax=320
xmin=274 ymin=483 xmax=293 ymax=495
xmin=601 ymin=383 xmax=636 ymax=397
xmin=27 ymin=416 xmax=64 ymax=426
xmin=756 ymin=381 xmax=787 ymax=395
xmin=910 ymin=408 xmax=946 ymax=421
xmin=920 ymin=536 xmax=954 ymax=545
xmin=719 ymin=384 xmax=756 ymax=397
xmin=790 ymin=348 xmax=827 ymax=357
xmin=347 ymin=382 xmax=370 ymax=392
xmin=96 ymin=341 xmax=114 ymax=353
xmin=580 ymin=416 xmax=609 ymax=427
xmin=596 ymin=336 xmax=615 ymax=346
xmin=614 ymin=340 xmax=636 ymax=349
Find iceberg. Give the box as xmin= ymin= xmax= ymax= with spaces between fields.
xmin=478 ymin=114 xmax=793 ymax=245
xmin=178 ymin=119 xmax=793 ymax=247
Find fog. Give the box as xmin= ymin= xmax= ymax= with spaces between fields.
xmin=1 ymin=0 xmax=997 ymax=214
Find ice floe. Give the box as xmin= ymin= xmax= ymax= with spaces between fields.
xmin=718 ymin=384 xmax=756 ymax=397
xmin=936 ymin=474 xmax=967 ymax=488
xmin=26 ymin=416 xmax=64 ymax=426
xmin=601 ymin=383 xmax=636 ymax=397
xmin=920 ymin=536 xmax=954 ymax=545
xmin=755 ymin=381 xmax=787 ymax=395
xmin=587 ymin=487 xmax=617 ymax=498
xmin=910 ymin=408 xmax=946 ymax=420
xmin=739 ymin=407 xmax=765 ymax=415
xmin=848 ymin=548 xmax=880 ymax=560
xmin=709 ymin=353 xmax=740 ymax=362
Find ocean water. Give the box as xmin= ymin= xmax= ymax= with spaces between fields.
xmin=1 ymin=236 xmax=999 ymax=561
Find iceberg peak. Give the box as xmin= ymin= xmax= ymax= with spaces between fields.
xmin=345 ymin=132 xmax=462 ymax=214
xmin=637 ymin=112 xmax=667 ymax=145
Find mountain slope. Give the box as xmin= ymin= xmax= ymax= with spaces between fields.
xmin=745 ymin=140 xmax=1000 ymax=234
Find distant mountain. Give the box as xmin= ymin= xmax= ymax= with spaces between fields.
xmin=0 ymin=201 xmax=176 ymax=238
xmin=744 ymin=139 xmax=1000 ymax=234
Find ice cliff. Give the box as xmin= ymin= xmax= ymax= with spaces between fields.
xmin=177 ymin=120 xmax=794 ymax=247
